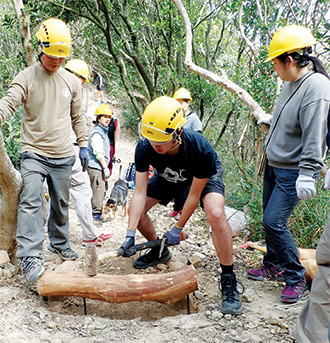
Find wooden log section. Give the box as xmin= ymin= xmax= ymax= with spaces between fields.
xmin=38 ymin=265 xmax=197 ymax=304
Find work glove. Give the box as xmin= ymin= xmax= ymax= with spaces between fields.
xmin=257 ymin=113 xmax=273 ymax=126
xmin=324 ymin=169 xmax=330 ymax=190
xmin=118 ymin=229 xmax=135 ymax=257
xmin=103 ymin=167 xmax=110 ymax=179
xmin=296 ymin=175 xmax=316 ymax=200
xmin=163 ymin=225 xmax=183 ymax=246
xmin=79 ymin=147 xmax=88 ymax=172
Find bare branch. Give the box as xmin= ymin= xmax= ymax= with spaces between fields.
xmin=238 ymin=3 xmax=257 ymax=59
xmin=170 ymin=0 xmax=267 ymax=126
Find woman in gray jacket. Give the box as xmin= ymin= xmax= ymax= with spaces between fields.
xmin=248 ymin=25 xmax=330 ymax=304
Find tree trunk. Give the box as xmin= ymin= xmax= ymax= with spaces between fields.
xmin=11 ymin=0 xmax=36 ymax=66
xmin=0 ymin=131 xmax=22 ymax=258
xmin=38 ymin=265 xmax=198 ymax=304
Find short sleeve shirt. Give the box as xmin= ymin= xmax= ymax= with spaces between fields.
xmin=135 ymin=129 xmax=219 ymax=188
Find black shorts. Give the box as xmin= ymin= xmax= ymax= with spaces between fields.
xmin=147 ymin=167 xmax=225 ymax=207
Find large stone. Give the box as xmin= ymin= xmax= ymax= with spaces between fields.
xmin=224 ymin=206 xmax=247 ymax=237
xmin=0 ymin=250 xmax=9 ymax=268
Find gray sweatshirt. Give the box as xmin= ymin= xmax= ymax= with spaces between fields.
xmin=266 ymin=71 xmax=330 ymax=177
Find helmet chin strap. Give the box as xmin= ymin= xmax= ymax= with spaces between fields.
xmin=38 ymin=45 xmax=48 ymax=70
xmin=169 ymin=136 xmax=181 ymax=150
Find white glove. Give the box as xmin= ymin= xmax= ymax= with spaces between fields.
xmin=296 ymin=175 xmax=316 ymax=200
xmin=103 ymin=167 xmax=110 ymax=179
xmin=257 ymin=113 xmax=273 ymax=126
xmin=324 ymin=169 xmax=330 ymax=190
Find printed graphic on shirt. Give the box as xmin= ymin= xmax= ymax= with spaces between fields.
xmin=159 ymin=167 xmax=187 ymax=183
xmin=62 ymin=87 xmax=70 ymax=97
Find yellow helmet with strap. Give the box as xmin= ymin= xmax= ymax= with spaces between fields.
xmin=173 ymin=87 xmax=192 ymax=101
xmin=65 ymin=59 xmax=90 ymax=83
xmin=141 ymin=96 xmax=186 ymax=142
xmin=95 ymin=104 xmax=112 ymax=117
xmin=36 ymin=18 xmax=72 ymax=58
xmin=266 ymin=25 xmax=316 ymax=62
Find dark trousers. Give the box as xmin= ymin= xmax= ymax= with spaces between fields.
xmin=262 ymin=163 xmax=306 ymax=285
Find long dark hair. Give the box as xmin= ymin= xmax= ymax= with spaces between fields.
xmin=277 ymin=47 xmax=330 ymax=80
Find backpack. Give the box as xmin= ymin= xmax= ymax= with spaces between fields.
xmin=123 ymin=162 xmax=136 ymax=190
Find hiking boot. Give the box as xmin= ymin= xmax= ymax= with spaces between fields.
xmin=133 ymin=245 xmax=172 ymax=269
xmin=93 ymin=213 xmax=108 ymax=223
xmin=47 ymin=244 xmax=78 ymax=260
xmin=166 ymin=210 xmax=182 ymax=219
xmin=219 ymin=273 xmax=243 ymax=315
xmin=247 ymin=263 xmax=284 ymax=281
xmin=82 ymin=233 xmax=112 ymax=246
xmin=281 ymin=278 xmax=308 ymax=303
xmin=21 ymin=256 xmax=45 ymax=284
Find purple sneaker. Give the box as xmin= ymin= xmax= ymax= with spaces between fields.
xmin=281 ymin=278 xmax=308 ymax=303
xmin=247 ymin=263 xmax=284 ymax=281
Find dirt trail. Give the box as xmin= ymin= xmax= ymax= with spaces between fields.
xmin=0 ymin=90 xmax=306 ymax=343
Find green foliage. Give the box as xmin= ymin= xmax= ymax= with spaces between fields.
xmin=290 ymin=182 xmax=328 ymax=249
xmin=1 ymin=0 xmax=329 ymax=249
xmin=1 ymin=111 xmax=22 ymax=170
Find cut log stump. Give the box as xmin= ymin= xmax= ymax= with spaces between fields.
xmin=37 ymin=265 xmax=197 ymax=304
xmin=301 ymin=259 xmax=319 ymax=285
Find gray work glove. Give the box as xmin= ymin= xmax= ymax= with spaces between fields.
xmin=163 ymin=225 xmax=183 ymax=246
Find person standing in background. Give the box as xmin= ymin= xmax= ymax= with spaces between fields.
xmin=166 ymin=87 xmax=203 ymax=219
xmin=87 ymin=104 xmax=112 ymax=222
xmin=64 ymin=59 xmax=112 ymax=245
xmin=107 ymin=109 xmax=121 ymax=176
xmin=95 ymin=72 xmax=105 ymax=102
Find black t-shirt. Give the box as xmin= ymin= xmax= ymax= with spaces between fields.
xmin=135 ymin=129 xmax=219 ymax=188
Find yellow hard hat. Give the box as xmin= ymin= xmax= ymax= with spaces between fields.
xmin=266 ymin=25 xmax=317 ymax=62
xmin=65 ymin=59 xmax=90 ymax=83
xmin=95 ymin=104 xmax=112 ymax=117
xmin=141 ymin=96 xmax=186 ymax=142
xmin=36 ymin=18 xmax=72 ymax=58
xmin=173 ymin=87 xmax=192 ymax=101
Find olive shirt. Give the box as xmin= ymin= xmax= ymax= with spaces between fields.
xmin=0 ymin=63 xmax=88 ymax=157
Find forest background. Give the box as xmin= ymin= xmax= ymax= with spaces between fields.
xmin=1 ymin=0 xmax=330 ymax=252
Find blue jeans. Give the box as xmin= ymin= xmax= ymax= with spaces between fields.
xmin=263 ymin=164 xmax=306 ymax=285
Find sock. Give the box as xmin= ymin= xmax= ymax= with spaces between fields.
xmin=221 ymin=264 xmax=233 ymax=275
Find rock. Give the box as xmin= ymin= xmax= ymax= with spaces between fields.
xmin=188 ymin=252 xmax=205 ymax=267
xmin=241 ymin=288 xmax=255 ymax=302
xmin=211 ymin=310 xmax=223 ymax=321
xmin=193 ymin=290 xmax=204 ymax=300
xmin=0 ymin=250 xmax=9 ymax=267
xmin=3 ymin=263 xmax=18 ymax=278
xmin=224 ymin=206 xmax=247 ymax=237
xmin=168 ymin=261 xmax=185 ymax=271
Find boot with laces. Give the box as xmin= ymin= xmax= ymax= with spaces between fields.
xmin=47 ymin=244 xmax=78 ymax=260
xmin=281 ymin=277 xmax=308 ymax=303
xmin=219 ymin=273 xmax=243 ymax=315
xmin=21 ymin=256 xmax=45 ymax=284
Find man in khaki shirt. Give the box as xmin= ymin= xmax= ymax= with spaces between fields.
xmin=0 ymin=18 xmax=88 ymax=284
